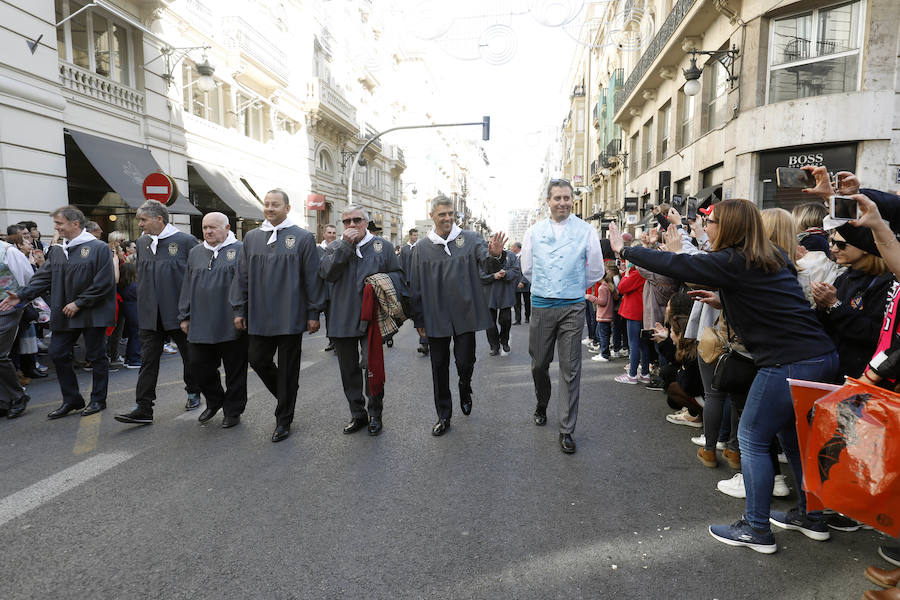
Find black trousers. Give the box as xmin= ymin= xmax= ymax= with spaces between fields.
xmin=190 ymin=337 xmax=249 ymax=417
xmin=332 ymin=336 xmax=383 ymax=419
xmin=136 ymin=325 xmax=199 ymax=409
xmin=427 ymin=331 xmax=475 ymax=420
xmin=248 ymin=334 xmax=302 ymax=427
xmin=514 ymin=291 xmax=531 ymax=322
xmin=486 ymin=307 xmax=512 ymax=350
xmin=49 ymin=327 xmax=108 ymax=407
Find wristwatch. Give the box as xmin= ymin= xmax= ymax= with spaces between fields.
xmin=825 ymin=299 xmax=842 ymax=314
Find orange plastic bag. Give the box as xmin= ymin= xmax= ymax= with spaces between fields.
xmin=802 ymin=377 xmax=900 ymax=537
xmin=788 ymin=379 xmax=841 ymax=512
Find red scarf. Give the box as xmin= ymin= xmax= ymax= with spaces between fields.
xmin=361 ymin=284 xmax=385 ymax=397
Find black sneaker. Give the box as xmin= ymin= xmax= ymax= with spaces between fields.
xmin=114 ymin=407 xmax=153 ymax=424
xmin=879 ymin=545 xmax=900 ymax=567
xmin=769 ymin=508 xmax=830 ymax=541
xmin=644 ymin=376 xmax=665 ymax=391
xmin=825 ymin=513 xmax=869 ymax=532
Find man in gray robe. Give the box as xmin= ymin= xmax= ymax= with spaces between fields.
xmin=481 ymin=249 xmax=520 ymax=356
xmin=230 ymin=189 xmax=326 ymax=443
xmin=319 ymin=205 xmax=404 ymax=436
xmin=178 ymin=212 xmax=246 ymax=429
xmin=0 ymin=206 xmax=116 ymax=418
xmin=0 ymin=237 xmax=33 ymax=419
xmin=400 ymin=227 xmax=428 ymax=356
xmin=115 ymin=200 xmax=200 ymax=425
xmin=317 ymin=223 xmax=337 ymax=352
xmin=409 ymin=194 xmax=507 ymax=436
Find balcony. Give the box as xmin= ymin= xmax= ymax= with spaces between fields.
xmin=364 ymin=125 xmax=382 ymax=152
xmin=59 ymin=62 xmax=144 ymax=113
xmin=305 ymin=78 xmax=357 ymax=134
xmin=223 ymin=16 xmax=289 ymax=84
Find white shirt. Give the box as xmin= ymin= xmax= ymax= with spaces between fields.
xmin=260 ymin=217 xmax=296 ymax=245
xmin=149 ymin=223 xmax=181 ymax=254
xmin=3 ymin=244 xmax=33 ymax=287
xmin=427 ymin=223 xmax=462 ymax=256
xmin=61 ymin=229 xmax=98 ymax=258
xmin=520 ymin=215 xmax=605 ymax=289
xmin=202 ymin=231 xmax=238 ymax=258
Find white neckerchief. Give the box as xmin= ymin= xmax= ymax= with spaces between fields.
xmin=355 ymin=231 xmax=374 ymax=258
xmin=407 ymin=240 xmax=417 ymax=247
xmin=427 ymin=224 xmax=462 ymax=256
xmin=202 ymin=231 xmax=237 ymax=258
xmin=319 ymin=239 xmax=329 ymax=249
xmin=149 ymin=223 xmax=181 ymax=254
xmin=61 ymin=230 xmax=97 ymax=258
xmin=260 ymin=217 xmax=295 ymax=245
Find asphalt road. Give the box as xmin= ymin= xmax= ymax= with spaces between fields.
xmin=0 ymin=322 xmax=893 ymax=599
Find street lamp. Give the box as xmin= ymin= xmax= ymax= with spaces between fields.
xmin=682 ymin=46 xmax=740 ymax=97
xmin=194 ymin=57 xmax=216 ymax=92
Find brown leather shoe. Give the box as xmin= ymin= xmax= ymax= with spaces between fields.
xmin=866 ymin=566 xmax=900 ymax=589
xmin=697 ymin=447 xmax=717 ymax=468
xmin=863 ymin=586 xmax=900 ymax=600
xmin=723 ymin=448 xmax=741 ymax=469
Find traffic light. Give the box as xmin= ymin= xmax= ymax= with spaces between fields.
xmin=482 ymin=116 xmax=490 ymax=141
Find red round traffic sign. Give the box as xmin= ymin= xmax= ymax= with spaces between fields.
xmin=142 ymin=172 xmax=178 ymax=206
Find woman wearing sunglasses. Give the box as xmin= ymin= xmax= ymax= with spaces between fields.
xmin=608 ymin=197 xmax=837 ymax=554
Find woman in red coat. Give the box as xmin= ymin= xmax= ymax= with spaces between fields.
xmin=615 ymin=259 xmax=650 ymax=384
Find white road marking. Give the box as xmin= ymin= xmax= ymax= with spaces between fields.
xmin=0 ymin=451 xmax=134 ymax=528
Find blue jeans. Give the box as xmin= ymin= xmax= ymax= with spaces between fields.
xmin=625 ymin=318 xmax=650 ymax=377
xmin=738 ymin=350 xmax=839 ymax=531
xmin=596 ymin=321 xmax=611 ymax=359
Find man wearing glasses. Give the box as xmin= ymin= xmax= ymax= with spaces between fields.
xmin=177 ymin=212 xmax=247 ymax=429
xmin=230 ymin=189 xmax=326 ymax=442
xmin=521 ymin=179 xmax=605 ymax=454
xmin=319 ymin=206 xmax=405 ymax=436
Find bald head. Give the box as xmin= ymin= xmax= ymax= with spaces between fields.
xmin=201 ymin=212 xmax=230 ymax=245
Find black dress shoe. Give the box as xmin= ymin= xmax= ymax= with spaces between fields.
xmin=324 ymin=341 xmax=335 ymax=352
xmin=114 ymin=407 xmax=153 ymax=424
xmin=221 ymin=415 xmax=241 ymax=428
xmin=198 ymin=407 xmax=219 ymax=424
xmin=489 ymin=347 xmax=499 ymax=356
xmin=559 ymin=433 xmax=576 ymax=454
xmin=81 ymin=401 xmax=106 ymax=416
xmin=272 ymin=424 xmax=291 ymax=442
xmin=534 ymin=410 xmax=547 ymax=426
xmin=184 ymin=393 xmax=201 ymax=411
xmin=343 ymin=417 xmax=368 ymax=434
xmin=48 ymin=401 xmax=85 ymax=420
xmin=7 ymin=394 xmax=29 ymax=419
xmin=21 ymin=369 xmax=48 ymax=379
xmin=460 ymin=389 xmax=473 ymax=416
xmin=368 ymin=416 xmax=383 ymax=436
xmin=431 ymin=419 xmax=451 ymax=436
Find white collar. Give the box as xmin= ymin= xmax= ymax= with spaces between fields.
xmin=61 ymin=230 xmax=97 ymax=258
xmin=355 ymin=231 xmax=374 ymax=258
xmin=202 ymin=231 xmax=237 ymax=258
xmin=259 ymin=217 xmax=295 ymax=245
xmin=407 ymin=240 xmax=417 ymax=247
xmin=427 ymin=224 xmax=462 ymax=255
xmin=319 ymin=239 xmax=329 ymax=248
xmin=149 ymin=223 xmax=181 ymax=254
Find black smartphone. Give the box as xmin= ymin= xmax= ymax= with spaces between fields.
xmin=776 ymin=166 xmax=816 ymax=189
xmin=671 ymin=194 xmax=685 ymax=210
xmin=640 ymin=329 xmax=653 ymax=341
xmin=685 ymin=197 xmax=698 ymax=220
xmin=831 ymin=195 xmax=859 ymax=220
xmin=655 ymin=213 xmax=669 ymax=229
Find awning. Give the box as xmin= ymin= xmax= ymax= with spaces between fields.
xmin=67 ymin=130 xmax=200 ymax=215
xmin=695 ymin=184 xmax=723 ymax=207
xmin=190 ymin=161 xmax=264 ymax=220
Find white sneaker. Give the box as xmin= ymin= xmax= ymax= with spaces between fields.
xmin=163 ymin=343 xmax=178 ymax=354
xmin=587 ymin=342 xmax=602 ymax=353
xmin=691 ymin=435 xmax=726 ymax=450
xmin=665 ymin=410 xmax=702 ymax=428
xmin=717 ymin=473 xmax=745 ymax=498
xmin=581 ymin=337 xmax=593 ymax=346
xmin=615 ymin=373 xmax=639 ymax=384
xmin=591 ymin=353 xmax=609 ymax=362
xmin=772 ymin=474 xmax=790 ymax=497
xmin=637 ymin=373 xmax=651 ymax=383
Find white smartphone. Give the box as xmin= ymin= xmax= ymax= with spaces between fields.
xmin=830 ymin=195 xmax=859 ymax=220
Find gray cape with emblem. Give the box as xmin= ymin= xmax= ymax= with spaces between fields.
xmin=319 ymin=236 xmax=406 ymax=338
xmin=178 ymin=241 xmax=243 ymax=344
xmin=480 ymin=251 xmax=521 ymax=309
xmin=409 ymin=229 xmax=505 ymax=337
xmin=136 ymin=231 xmax=198 ymax=331
xmin=230 ymin=225 xmax=326 ymax=336
xmin=16 ymin=238 xmax=115 ymax=330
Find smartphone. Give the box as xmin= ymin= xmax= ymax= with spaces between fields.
xmin=640 ymin=329 xmax=653 ymax=341
xmin=685 ymin=197 xmax=698 ymax=221
xmin=671 ymin=194 xmax=685 ymax=210
xmin=776 ymin=166 xmax=816 ymax=189
xmin=831 ymin=195 xmax=859 ymax=220
xmin=655 ymin=213 xmax=669 ymax=229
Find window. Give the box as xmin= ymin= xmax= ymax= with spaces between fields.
xmin=56 ymin=0 xmax=134 ymax=85
xmin=642 ymin=118 xmax=653 ymax=171
xmin=317 ymin=149 xmax=333 ymax=172
xmin=703 ymin=57 xmax=729 ymax=132
xmin=768 ymin=1 xmax=861 ymax=103
xmin=679 ymin=87 xmax=695 ymax=147
xmin=182 ymin=62 xmax=223 ymax=125
xmin=658 ymin=102 xmax=671 ymax=159
xmin=237 ymin=93 xmax=265 ymax=142
xmin=629 ymin=134 xmax=638 ymax=174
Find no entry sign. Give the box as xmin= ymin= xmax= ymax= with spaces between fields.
xmin=142 ymin=172 xmax=178 ymax=206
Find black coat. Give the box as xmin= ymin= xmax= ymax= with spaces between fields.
xmin=179 ymin=242 xmax=243 ymax=344
xmin=136 ymin=231 xmax=198 ymax=331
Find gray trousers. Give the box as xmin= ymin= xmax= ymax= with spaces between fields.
xmin=0 ymin=308 xmax=23 ymax=410
xmin=529 ymin=303 xmax=584 ymax=434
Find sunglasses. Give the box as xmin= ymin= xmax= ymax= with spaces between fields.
xmin=342 ymin=217 xmax=365 ymax=226
xmin=830 ymin=239 xmax=848 ymax=250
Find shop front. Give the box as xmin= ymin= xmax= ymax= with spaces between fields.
xmin=758 ymin=143 xmax=858 ymax=211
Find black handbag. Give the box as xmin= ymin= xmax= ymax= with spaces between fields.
xmin=711 ymin=320 xmax=758 ymax=393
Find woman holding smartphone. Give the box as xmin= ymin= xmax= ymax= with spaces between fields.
xmin=608 ymin=198 xmax=837 ymax=554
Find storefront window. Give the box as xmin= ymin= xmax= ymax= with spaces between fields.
xmin=767 ymin=1 xmax=861 ymax=103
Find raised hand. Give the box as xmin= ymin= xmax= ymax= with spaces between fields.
xmin=801 ymin=165 xmax=835 ymax=198
xmin=488 ymin=231 xmax=508 ymax=257
xmin=663 ymin=224 xmax=681 ymax=252
xmin=608 ymin=222 xmax=624 ymax=254
xmin=836 ymin=171 xmax=860 ymax=196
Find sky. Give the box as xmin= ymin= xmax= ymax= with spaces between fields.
xmin=375 ymin=0 xmax=592 ymax=230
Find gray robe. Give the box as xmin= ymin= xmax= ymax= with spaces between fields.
xmin=409 ymin=230 xmax=505 ymax=337
xmin=178 ymin=242 xmax=243 ymax=344
xmin=17 ymin=238 xmax=115 ymax=330
xmin=480 ymin=251 xmax=521 ymax=309
xmin=319 ymin=237 xmax=405 ymax=338
xmin=230 ymin=225 xmax=326 ymax=336
xmin=399 ymin=242 xmax=416 ymax=284
xmin=136 ymin=231 xmax=198 ymax=331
